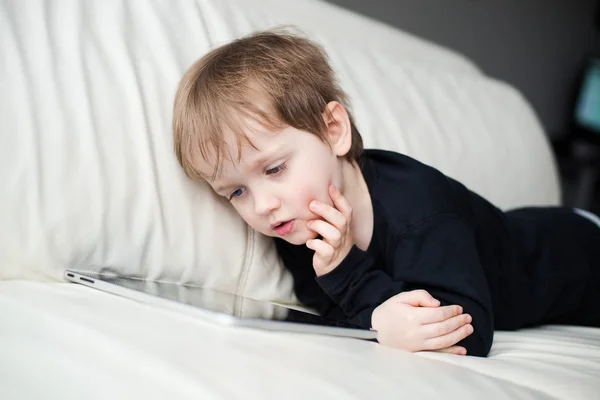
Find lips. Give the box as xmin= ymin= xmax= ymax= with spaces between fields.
xmin=271 ymin=220 xmax=286 ymax=229
xmin=272 ymin=220 xmax=294 ymax=236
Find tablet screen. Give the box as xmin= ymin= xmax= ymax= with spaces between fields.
xmin=74 ymin=272 xmax=370 ymax=331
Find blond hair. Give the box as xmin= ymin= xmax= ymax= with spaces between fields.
xmin=172 ymin=29 xmax=364 ymax=181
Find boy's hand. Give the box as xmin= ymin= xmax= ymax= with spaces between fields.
xmin=305 ymin=184 xmax=353 ymax=277
xmin=372 ymin=290 xmax=473 ymax=356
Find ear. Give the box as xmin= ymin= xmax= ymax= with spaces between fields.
xmin=322 ymin=101 xmax=352 ymax=157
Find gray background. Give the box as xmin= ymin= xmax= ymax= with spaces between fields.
xmin=325 ymin=0 xmax=599 ymax=139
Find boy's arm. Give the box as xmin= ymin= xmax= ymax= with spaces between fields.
xmin=274 ymin=237 xmax=346 ymax=320
xmin=316 ymin=214 xmax=495 ymax=357
xmin=314 ymin=246 xmax=408 ymax=328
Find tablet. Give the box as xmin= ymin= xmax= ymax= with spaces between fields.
xmin=64 ymin=269 xmax=378 ymax=340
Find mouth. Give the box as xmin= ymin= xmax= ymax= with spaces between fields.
xmin=272 ymin=220 xmax=295 ymax=236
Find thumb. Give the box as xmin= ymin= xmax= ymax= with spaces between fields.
xmin=397 ymin=290 xmax=440 ymax=307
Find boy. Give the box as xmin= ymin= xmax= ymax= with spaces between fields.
xmin=172 ymin=30 xmax=600 ymax=357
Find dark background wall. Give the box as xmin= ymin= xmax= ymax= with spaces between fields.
xmin=325 ymin=0 xmax=599 ymax=139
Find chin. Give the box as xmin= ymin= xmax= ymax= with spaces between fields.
xmin=285 ymin=235 xmax=311 ymax=246
xmin=282 ymin=237 xmax=303 ymax=246
xmin=289 ymin=230 xmax=318 ymax=245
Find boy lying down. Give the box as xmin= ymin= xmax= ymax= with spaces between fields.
xmin=172 ymin=30 xmax=600 ymax=357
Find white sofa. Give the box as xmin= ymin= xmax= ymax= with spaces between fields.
xmin=1 ymin=0 xmax=599 ymax=399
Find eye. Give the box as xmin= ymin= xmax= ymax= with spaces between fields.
xmin=228 ymin=187 xmax=245 ymax=200
xmin=266 ymin=162 xmax=287 ymax=176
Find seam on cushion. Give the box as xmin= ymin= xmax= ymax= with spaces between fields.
xmin=235 ymin=223 xmax=255 ymax=297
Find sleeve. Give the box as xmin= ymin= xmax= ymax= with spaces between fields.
xmin=274 ymin=238 xmax=345 ymax=321
xmin=316 ymin=214 xmax=495 ymax=357
xmin=315 ymin=246 xmax=408 ymax=328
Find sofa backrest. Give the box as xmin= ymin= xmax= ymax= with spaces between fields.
xmin=0 ymin=0 xmax=559 ymax=303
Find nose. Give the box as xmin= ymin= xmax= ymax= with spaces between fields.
xmin=254 ymin=190 xmax=280 ymax=216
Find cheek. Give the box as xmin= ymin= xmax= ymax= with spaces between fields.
xmin=290 ymin=172 xmax=333 ymax=216
xmin=232 ymin=204 xmax=259 ymax=228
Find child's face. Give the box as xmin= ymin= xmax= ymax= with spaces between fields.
xmin=204 ymin=121 xmax=342 ymax=246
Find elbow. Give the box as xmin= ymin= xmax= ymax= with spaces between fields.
xmin=460 ymin=322 xmax=494 ymax=357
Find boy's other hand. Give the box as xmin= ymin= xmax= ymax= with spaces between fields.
xmin=305 ymin=184 xmax=353 ymax=276
xmin=371 ymin=290 xmax=473 ymax=356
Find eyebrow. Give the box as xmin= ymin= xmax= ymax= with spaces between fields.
xmin=213 ymin=180 xmax=236 ymax=194
xmin=250 ymin=151 xmax=279 ymax=171
xmin=213 ymin=145 xmax=286 ymax=193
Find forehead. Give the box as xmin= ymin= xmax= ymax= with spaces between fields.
xmin=197 ymin=120 xmax=289 ymax=183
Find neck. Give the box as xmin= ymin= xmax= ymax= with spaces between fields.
xmin=338 ymin=159 xmax=374 ymax=251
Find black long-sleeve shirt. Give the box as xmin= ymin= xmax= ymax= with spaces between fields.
xmin=275 ymin=149 xmax=600 ymax=357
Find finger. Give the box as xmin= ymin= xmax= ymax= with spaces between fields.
xmin=329 ymin=185 xmax=353 ymax=219
xmin=307 ymin=219 xmax=341 ymax=247
xmin=309 ymin=200 xmax=346 ymax=230
xmin=306 ymin=239 xmax=334 ymax=269
xmin=433 ymin=346 xmax=467 ymax=356
xmin=423 ymin=324 xmax=474 ymax=351
xmin=418 ymin=305 xmax=463 ymax=324
xmin=395 ymin=290 xmax=440 ymax=307
xmin=422 ymin=313 xmax=472 ymax=339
